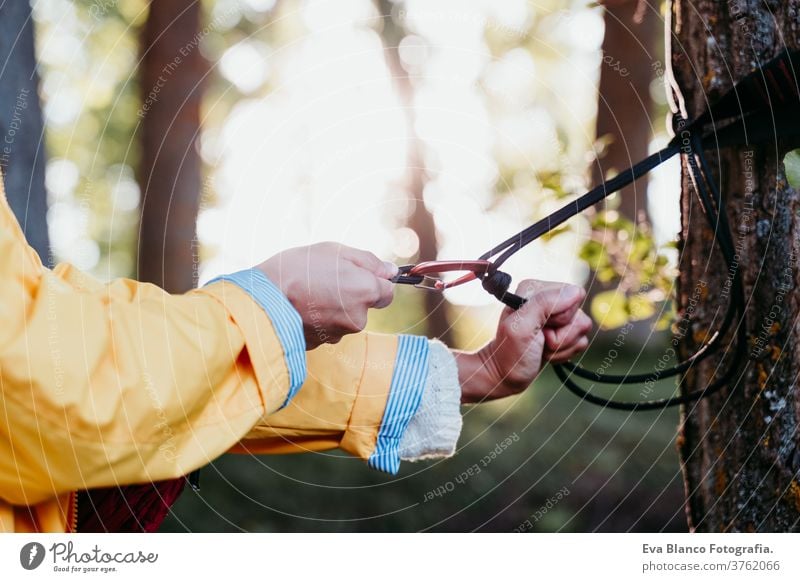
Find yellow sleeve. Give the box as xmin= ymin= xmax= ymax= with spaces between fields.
xmin=0 ymin=182 xmax=293 ymax=505
xmin=234 ymin=332 xmax=432 ymax=474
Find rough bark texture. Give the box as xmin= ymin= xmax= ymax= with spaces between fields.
xmin=0 ymin=0 xmax=51 ymax=264
xmin=673 ymin=0 xmax=800 ymax=531
xmin=377 ymin=0 xmax=454 ymax=344
xmin=138 ymin=1 xmax=207 ymax=292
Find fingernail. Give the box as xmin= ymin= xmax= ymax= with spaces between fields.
xmin=383 ymin=261 xmax=399 ymax=278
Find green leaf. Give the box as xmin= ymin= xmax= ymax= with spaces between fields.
xmin=578 ymin=240 xmax=606 ymax=269
xmin=590 ymin=290 xmax=629 ymax=330
xmin=628 ymin=293 xmax=657 ymax=321
xmin=596 ymin=266 xmax=617 ymax=283
xmin=785 ymin=149 xmax=800 ymax=189
xmin=654 ymin=308 xmax=674 ymax=332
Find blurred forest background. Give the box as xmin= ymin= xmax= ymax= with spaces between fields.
xmin=6 ymin=0 xmax=692 ymax=531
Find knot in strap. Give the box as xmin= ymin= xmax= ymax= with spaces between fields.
xmin=481 ymin=268 xmax=512 ymax=300
xmin=481 ymin=268 xmax=526 ymax=310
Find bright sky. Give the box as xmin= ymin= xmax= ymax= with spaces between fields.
xmin=198 ymin=0 xmax=610 ymax=306
xmin=34 ymin=0 xmax=681 ymax=308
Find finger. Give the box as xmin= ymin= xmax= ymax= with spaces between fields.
xmin=544 ymin=289 xmax=586 ymax=328
xmin=381 ymin=261 xmax=399 ymax=279
xmin=515 ymin=281 xmax=584 ymax=328
xmin=344 ymin=247 xmax=396 ymax=278
xmin=342 ymin=309 xmax=368 ymax=334
xmin=543 ymin=311 xmax=592 ymax=352
xmin=372 ymin=277 xmax=395 ymax=309
xmin=545 ymin=336 xmax=589 ymax=364
xmin=305 ymin=329 xmax=342 ymax=348
xmin=513 ymin=278 xmax=549 ymax=300
xmin=352 ymin=267 xmax=394 ymax=308
xmin=507 ymin=279 xmax=552 ymax=319
xmin=542 ymin=284 xmax=585 ymax=327
xmin=500 ymin=280 xmax=567 ymax=336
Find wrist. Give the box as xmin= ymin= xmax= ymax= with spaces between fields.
xmin=454 ymin=348 xmax=494 ymax=404
xmin=256 ymin=261 xmax=300 ymax=312
xmin=456 ymin=341 xmax=532 ymax=404
xmin=256 ymin=260 xmax=283 ymax=293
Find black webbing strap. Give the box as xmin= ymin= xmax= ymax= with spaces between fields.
xmin=683 ymin=48 xmax=800 ymax=136
xmin=472 ymin=48 xmax=799 ymax=410
xmin=554 ymin=133 xmax=748 ymax=410
xmin=479 ymin=144 xmax=682 ymax=268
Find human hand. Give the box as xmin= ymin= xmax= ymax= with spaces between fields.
xmin=257 ymin=242 xmax=397 ymax=349
xmin=457 ymin=280 xmax=592 ymax=403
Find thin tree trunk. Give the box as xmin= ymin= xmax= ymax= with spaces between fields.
xmin=589 ymin=0 xmax=660 ymax=342
xmin=138 ymin=0 xmax=206 ymax=292
xmin=672 ymin=0 xmax=800 ymax=531
xmin=376 ymin=0 xmax=454 ymax=344
xmin=593 ymin=0 xmax=659 ymax=224
xmin=0 ymin=0 xmax=51 ymax=264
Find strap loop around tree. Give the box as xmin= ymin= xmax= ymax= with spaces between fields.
xmin=468 ymin=48 xmax=800 ymax=409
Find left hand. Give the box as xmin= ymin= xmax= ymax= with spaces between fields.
xmin=457 ymin=280 xmax=592 ymax=403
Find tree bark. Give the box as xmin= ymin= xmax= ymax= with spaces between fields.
xmin=673 ymin=0 xmax=800 ymax=531
xmin=376 ymin=0 xmax=454 ymax=344
xmin=0 ymin=0 xmax=51 ymax=264
xmin=138 ymin=1 xmax=207 ymax=292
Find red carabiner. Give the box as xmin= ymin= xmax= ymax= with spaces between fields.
xmin=405 ymin=260 xmax=493 ymax=290
xmin=392 ymin=260 xmax=527 ymax=310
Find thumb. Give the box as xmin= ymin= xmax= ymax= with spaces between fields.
xmin=380 ymin=260 xmax=399 ymax=280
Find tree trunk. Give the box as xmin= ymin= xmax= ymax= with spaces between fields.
xmin=589 ymin=0 xmax=660 ymax=342
xmin=0 ymin=0 xmax=51 ymax=264
xmin=138 ymin=1 xmax=207 ymax=292
xmin=593 ymin=0 xmax=659 ymax=224
xmin=673 ymin=0 xmax=800 ymax=531
xmin=376 ymin=0 xmax=454 ymax=344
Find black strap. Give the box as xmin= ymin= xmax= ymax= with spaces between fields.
xmin=479 ymin=129 xmax=745 ymax=410
xmin=684 ymin=49 xmax=800 ymax=136
xmin=479 ymin=144 xmax=681 ymax=269
xmin=481 ymin=49 xmax=800 ymax=271
xmin=471 ymin=48 xmax=800 ymax=410
xmin=553 ymin=134 xmax=747 ymax=410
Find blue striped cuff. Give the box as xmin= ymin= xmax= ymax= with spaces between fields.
xmin=206 ymin=269 xmax=306 ymax=408
xmin=368 ymin=335 xmax=430 ymax=474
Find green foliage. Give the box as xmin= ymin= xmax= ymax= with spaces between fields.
xmin=579 ymin=210 xmax=676 ymax=330
xmin=480 ymin=3 xmax=678 ymax=332
xmin=784 ymin=149 xmax=800 ymax=189
xmin=35 ymin=0 xmax=146 ymax=278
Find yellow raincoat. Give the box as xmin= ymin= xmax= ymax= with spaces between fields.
xmin=0 ymin=176 xmax=407 ymax=532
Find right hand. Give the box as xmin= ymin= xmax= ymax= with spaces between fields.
xmin=458 ymin=280 xmax=591 ymax=403
xmin=257 ymin=242 xmax=398 ymax=349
